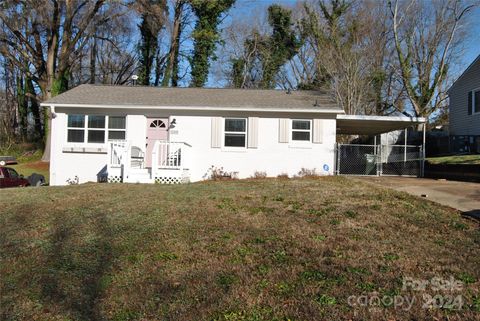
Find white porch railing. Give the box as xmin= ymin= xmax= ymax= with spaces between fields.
xmin=106 ymin=140 xmax=131 ymax=181
xmin=107 ymin=140 xmax=191 ymax=182
xmin=151 ymin=141 xmax=191 ymax=179
xmin=107 ymin=140 xmax=129 ymax=168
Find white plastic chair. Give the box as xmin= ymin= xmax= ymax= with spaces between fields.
xmin=131 ymin=146 xmax=145 ymax=168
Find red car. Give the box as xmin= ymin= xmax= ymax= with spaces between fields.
xmin=0 ymin=167 xmax=30 ymax=188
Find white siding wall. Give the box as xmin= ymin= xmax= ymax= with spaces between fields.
xmin=50 ymin=112 xmax=147 ymax=185
xmin=50 ymin=109 xmax=337 ymax=185
xmin=449 ymin=59 xmax=480 ymax=135
xmin=170 ymin=115 xmax=336 ymax=181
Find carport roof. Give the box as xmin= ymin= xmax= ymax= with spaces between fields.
xmin=336 ymin=115 xmax=426 ymax=135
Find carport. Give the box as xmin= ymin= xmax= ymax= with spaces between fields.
xmin=335 ymin=115 xmax=426 ymax=177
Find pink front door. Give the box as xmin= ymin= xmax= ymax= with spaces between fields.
xmin=146 ymin=118 xmax=169 ymax=167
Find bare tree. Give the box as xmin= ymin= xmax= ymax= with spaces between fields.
xmin=71 ymin=9 xmax=138 ymax=86
xmin=293 ymin=0 xmax=379 ymax=114
xmin=216 ymin=7 xmax=269 ymax=88
xmin=0 ymin=0 xmax=123 ymax=160
xmin=389 ymin=0 xmax=476 ymax=118
xmin=0 ymin=56 xmax=17 ymax=144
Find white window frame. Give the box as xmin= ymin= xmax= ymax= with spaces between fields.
xmin=472 ymin=88 xmax=480 ymax=114
xmin=290 ymin=119 xmax=312 ymax=143
xmin=66 ymin=114 xmax=87 ymax=144
xmin=66 ymin=115 xmax=127 ymax=145
xmin=107 ymin=116 xmax=128 ymax=141
xmin=223 ymin=117 xmax=248 ymax=149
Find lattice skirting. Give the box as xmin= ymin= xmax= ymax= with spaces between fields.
xmin=108 ymin=176 xmax=123 ymax=183
xmin=154 ymin=176 xmax=189 ymax=184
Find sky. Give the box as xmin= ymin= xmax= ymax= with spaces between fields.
xmin=458 ymin=5 xmax=480 ymax=68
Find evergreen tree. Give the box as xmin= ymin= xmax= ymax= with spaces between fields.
xmin=189 ymin=0 xmax=235 ymax=87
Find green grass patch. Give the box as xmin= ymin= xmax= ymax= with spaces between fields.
xmin=427 ymin=154 xmax=480 ymax=165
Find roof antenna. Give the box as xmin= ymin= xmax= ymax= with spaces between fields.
xmin=286 ymin=88 xmax=292 ymax=94
xmin=313 ymin=99 xmax=319 ymax=107
xmin=131 ymin=75 xmax=138 ymax=86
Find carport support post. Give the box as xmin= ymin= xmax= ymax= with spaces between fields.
xmin=421 ymin=123 xmax=426 ymax=177
xmin=404 ymin=127 xmax=407 ymax=163
xmin=374 ymin=135 xmax=379 ymax=176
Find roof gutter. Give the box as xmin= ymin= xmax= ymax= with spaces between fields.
xmin=337 ymin=114 xmax=426 ymax=123
xmin=39 ymin=103 xmax=345 ymax=114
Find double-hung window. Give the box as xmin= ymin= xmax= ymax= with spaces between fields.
xmin=474 ymin=89 xmax=480 ymax=114
xmin=67 ymin=115 xmax=126 ymax=144
xmin=67 ymin=114 xmax=86 ymax=142
xmin=224 ymin=118 xmax=247 ymax=147
xmin=108 ymin=116 xmax=127 ymax=140
xmin=87 ymin=115 xmax=106 ymax=143
xmin=291 ymin=119 xmax=312 ymax=142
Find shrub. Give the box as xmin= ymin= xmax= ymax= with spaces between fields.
xmin=251 ymin=171 xmax=267 ymax=179
xmin=276 ymin=173 xmax=289 ymax=179
xmin=297 ymin=168 xmax=318 ymax=178
xmin=206 ymin=166 xmax=238 ymax=181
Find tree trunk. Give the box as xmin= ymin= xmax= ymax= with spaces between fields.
xmin=171 ymin=30 xmax=181 ymax=87
xmin=41 ymin=27 xmax=59 ymax=162
xmin=41 ymin=71 xmax=69 ymax=162
xmin=90 ymin=37 xmax=97 ymax=84
xmin=162 ymin=0 xmax=184 ymax=87
xmin=26 ymin=77 xmax=42 ymax=140
xmin=16 ymin=74 xmax=28 ymax=141
xmin=154 ymin=49 xmax=164 ymax=86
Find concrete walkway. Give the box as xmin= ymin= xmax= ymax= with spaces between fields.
xmin=355 ymin=177 xmax=480 ymax=218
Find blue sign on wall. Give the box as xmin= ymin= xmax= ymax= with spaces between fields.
xmin=323 ymin=164 xmax=329 ymax=172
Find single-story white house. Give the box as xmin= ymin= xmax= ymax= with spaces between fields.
xmin=41 ymin=85 xmax=426 ymax=185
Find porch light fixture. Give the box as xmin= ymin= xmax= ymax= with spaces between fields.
xmin=168 ymin=118 xmax=177 ymax=130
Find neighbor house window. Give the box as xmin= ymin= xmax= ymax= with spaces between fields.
xmin=291 ymin=119 xmax=311 ymax=141
xmin=474 ymin=89 xmax=480 ymax=114
xmin=224 ymin=118 xmax=247 ymax=147
xmin=67 ymin=115 xmax=126 ymax=143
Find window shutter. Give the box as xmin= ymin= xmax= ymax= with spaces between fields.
xmin=279 ymin=119 xmax=289 ymax=143
xmin=468 ymin=91 xmax=473 ymax=115
xmin=247 ymin=117 xmax=258 ymax=148
xmin=211 ymin=117 xmax=222 ymax=148
xmin=313 ymin=119 xmax=323 ymax=144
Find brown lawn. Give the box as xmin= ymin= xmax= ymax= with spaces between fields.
xmin=0 ymin=177 xmax=479 ymax=321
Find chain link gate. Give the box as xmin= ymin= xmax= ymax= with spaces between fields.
xmin=335 ymin=144 xmax=423 ymax=177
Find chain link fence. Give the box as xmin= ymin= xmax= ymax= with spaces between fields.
xmin=336 ymin=144 xmax=423 ymax=177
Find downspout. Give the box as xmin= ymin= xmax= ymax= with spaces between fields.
xmin=49 ymin=105 xmax=56 ymax=185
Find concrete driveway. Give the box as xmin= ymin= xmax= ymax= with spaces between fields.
xmin=355 ymin=177 xmax=480 ymax=218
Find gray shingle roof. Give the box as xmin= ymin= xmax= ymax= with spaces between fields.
xmin=42 ymin=84 xmax=342 ymax=112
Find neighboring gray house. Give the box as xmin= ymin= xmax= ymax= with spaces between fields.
xmin=449 ymin=54 xmax=480 ymax=135
xmin=448 ymin=54 xmax=480 ymax=152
